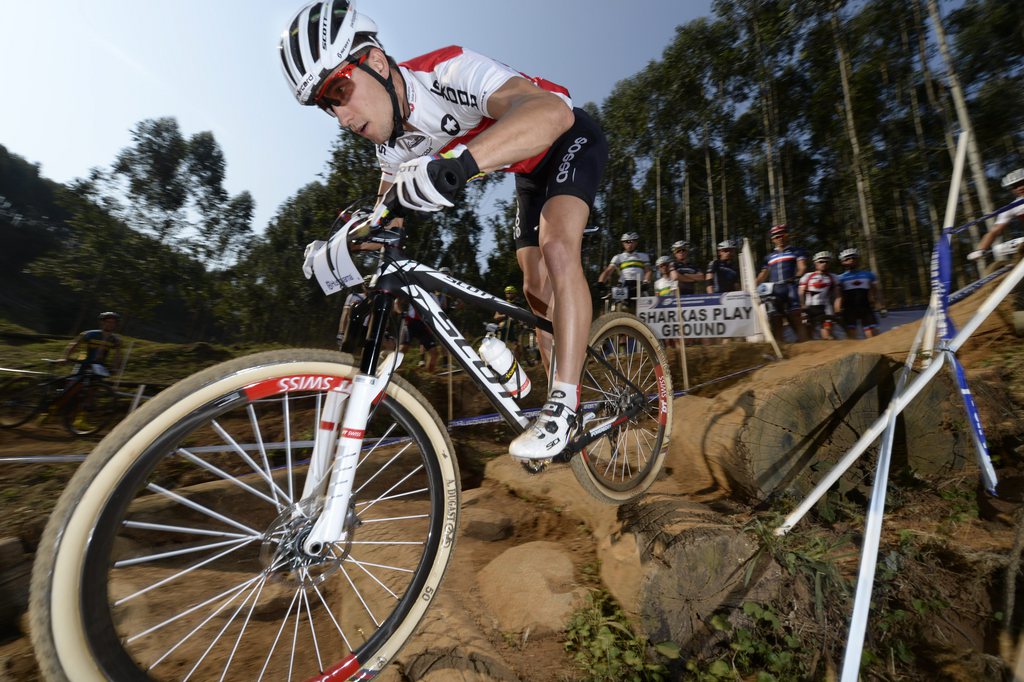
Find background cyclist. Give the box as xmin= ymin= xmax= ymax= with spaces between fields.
xmin=63 ymin=311 xmax=123 ymax=377
xmin=837 ymin=247 xmax=887 ymax=338
xmin=968 ymin=168 xmax=1024 ymax=263
xmin=799 ymin=252 xmax=842 ymax=340
xmin=755 ymin=224 xmax=809 ymax=342
xmin=597 ymin=232 xmax=652 ymax=309
xmin=280 ymin=0 xmax=608 ymax=460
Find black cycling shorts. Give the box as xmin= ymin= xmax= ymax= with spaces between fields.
xmin=843 ymin=305 xmax=879 ymax=330
xmin=512 ymin=107 xmax=608 ymax=250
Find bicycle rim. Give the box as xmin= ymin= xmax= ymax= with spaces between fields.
xmin=63 ymin=383 xmax=118 ymax=436
xmin=572 ymin=314 xmax=672 ymax=503
xmin=0 ymin=376 xmax=40 ymax=428
xmin=32 ymin=350 xmax=459 ymax=682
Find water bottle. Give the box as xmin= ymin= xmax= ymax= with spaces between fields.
xmin=478 ymin=336 xmax=531 ymax=399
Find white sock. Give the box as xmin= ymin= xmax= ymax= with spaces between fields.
xmin=548 ymin=381 xmax=579 ymax=411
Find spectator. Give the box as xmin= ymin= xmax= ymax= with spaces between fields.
xmin=968 ymin=168 xmax=1024 ymax=263
xmin=669 ymin=240 xmax=704 ymax=294
xmin=837 ymin=247 xmax=887 ymax=338
xmin=337 ymin=278 xmax=369 ymax=353
xmin=755 ymin=224 xmax=809 ymax=342
xmin=706 ymin=240 xmax=740 ymax=294
xmin=799 ymin=251 xmax=842 ymax=340
xmin=654 ymin=256 xmax=678 ymax=297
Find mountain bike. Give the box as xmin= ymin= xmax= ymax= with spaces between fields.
xmin=0 ymin=361 xmax=120 ymax=436
xmin=30 ymin=199 xmax=672 ymax=682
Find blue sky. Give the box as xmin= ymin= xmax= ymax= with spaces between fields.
xmin=0 ymin=1 xmax=711 ymax=234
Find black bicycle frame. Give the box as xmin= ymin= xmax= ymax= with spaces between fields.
xmin=357 ymin=241 xmax=553 ymax=433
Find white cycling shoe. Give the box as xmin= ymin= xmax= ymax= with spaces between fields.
xmin=509 ymin=397 xmax=577 ymax=461
xmin=967 ymin=248 xmax=990 ymax=262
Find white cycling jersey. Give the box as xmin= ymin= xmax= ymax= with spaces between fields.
xmin=377 ymin=46 xmax=572 ymax=182
xmin=608 ymin=251 xmax=651 ymax=283
xmin=800 ymin=271 xmax=840 ymax=312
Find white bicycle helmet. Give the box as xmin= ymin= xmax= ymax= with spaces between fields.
xmin=620 ymin=232 xmax=640 ymax=242
xmin=1002 ymin=168 xmax=1024 ymax=189
xmin=655 ymin=255 xmax=673 ymax=267
xmin=839 ymin=248 xmax=859 ymax=260
xmin=671 ymin=240 xmax=690 ymax=251
xmin=717 ymin=240 xmax=734 ymax=250
xmin=279 ymin=1 xmax=381 ymax=106
xmin=813 ymin=251 xmax=832 ymax=262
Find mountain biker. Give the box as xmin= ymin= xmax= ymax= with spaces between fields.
xmin=799 ymin=252 xmax=842 ymax=340
xmin=669 ymin=240 xmax=704 ymax=294
xmin=837 ymin=247 xmax=887 ymax=338
xmin=755 ymin=224 xmax=809 ymax=342
xmin=968 ymin=169 xmax=1024 ymax=263
xmin=280 ymin=0 xmax=608 ymax=460
xmin=63 ymin=311 xmax=123 ymax=377
xmin=705 ymin=240 xmax=740 ymax=294
xmin=598 ymin=232 xmax=652 ymax=306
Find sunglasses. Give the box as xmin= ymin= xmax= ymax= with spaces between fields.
xmin=315 ymin=54 xmax=367 ymax=114
xmin=622 ymin=240 xmax=637 ymax=244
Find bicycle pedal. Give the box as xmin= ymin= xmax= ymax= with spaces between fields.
xmin=515 ymin=456 xmax=550 ymax=474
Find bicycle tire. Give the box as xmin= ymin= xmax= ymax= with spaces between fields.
xmin=571 ymin=313 xmax=673 ymax=504
xmin=0 ymin=376 xmax=43 ymax=428
xmin=30 ymin=349 xmax=460 ymax=682
xmin=63 ymin=381 xmax=119 ymax=436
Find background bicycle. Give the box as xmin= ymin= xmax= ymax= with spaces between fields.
xmin=0 ymin=360 xmax=121 ymax=436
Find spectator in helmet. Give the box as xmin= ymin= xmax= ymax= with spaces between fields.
xmin=598 ymin=232 xmax=652 ymax=304
xmin=755 ymin=224 xmax=809 ymax=342
xmin=968 ymin=169 xmax=1024 ymax=263
xmin=706 ymin=240 xmax=740 ymax=294
xmin=64 ymin=312 xmax=123 ymax=377
xmin=669 ymin=240 xmax=704 ymax=294
xmin=837 ymin=248 xmax=887 ymax=338
xmin=281 ymin=0 xmax=609 ymax=460
xmin=799 ymin=252 xmax=842 ymax=340
xmin=493 ymin=284 xmax=524 ymax=342
xmin=654 ymin=256 xmax=678 ymax=297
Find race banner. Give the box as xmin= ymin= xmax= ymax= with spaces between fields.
xmin=636 ymin=292 xmax=759 ymax=339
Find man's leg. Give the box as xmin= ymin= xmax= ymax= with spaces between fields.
xmin=509 ymin=195 xmax=590 ymax=459
xmin=517 ymin=246 xmax=553 ymax=374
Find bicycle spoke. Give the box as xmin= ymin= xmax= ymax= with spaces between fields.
xmin=114 ymin=536 xmax=253 ymax=568
xmin=122 ymin=520 xmax=251 ymax=540
xmin=144 ymin=482 xmax=263 ymax=537
xmin=218 ymin=577 xmax=270 ymax=682
xmin=247 ymin=402 xmax=287 ymax=511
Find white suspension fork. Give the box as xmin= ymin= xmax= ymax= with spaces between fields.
xmin=302 ymin=353 xmax=403 ymax=554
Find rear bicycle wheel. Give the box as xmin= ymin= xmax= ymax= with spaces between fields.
xmin=63 ymin=382 xmax=119 ymax=436
xmin=30 ymin=349 xmax=460 ymax=682
xmin=0 ymin=376 xmax=43 ymax=428
xmin=572 ymin=313 xmax=672 ymax=504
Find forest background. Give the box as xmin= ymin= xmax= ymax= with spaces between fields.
xmin=1 ymin=0 xmax=1021 ymax=345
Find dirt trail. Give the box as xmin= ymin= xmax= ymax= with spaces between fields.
xmin=0 ymin=286 xmax=1021 ymax=680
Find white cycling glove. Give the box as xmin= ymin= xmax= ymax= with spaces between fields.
xmin=393 ymin=145 xmax=481 ymax=212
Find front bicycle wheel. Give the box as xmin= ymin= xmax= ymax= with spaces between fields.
xmin=30 ymin=349 xmax=460 ymax=682
xmin=572 ymin=313 xmax=673 ymax=504
xmin=63 ymin=381 xmax=119 ymax=436
xmin=0 ymin=376 xmax=42 ymax=428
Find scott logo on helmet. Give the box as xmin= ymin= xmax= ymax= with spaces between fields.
xmin=556 ymin=137 xmax=588 ymax=183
